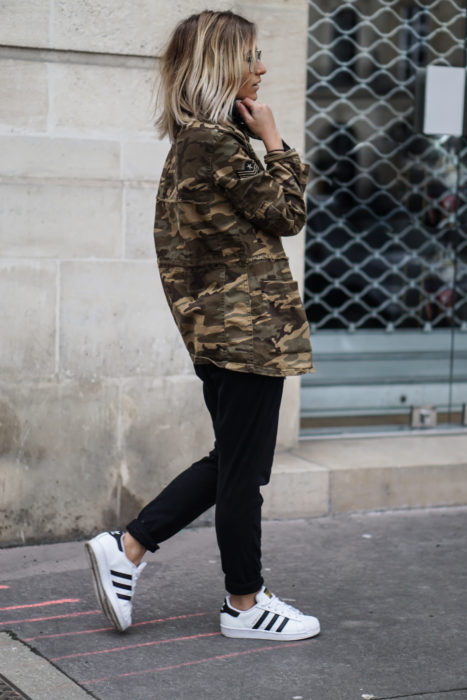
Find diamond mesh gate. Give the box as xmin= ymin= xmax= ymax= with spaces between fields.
xmin=303 ymin=0 xmax=467 ymax=426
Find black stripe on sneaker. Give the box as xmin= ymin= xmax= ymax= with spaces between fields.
xmin=110 ymin=569 xmax=132 ymax=580
xmin=109 ymin=531 xmax=124 ymax=552
xmin=221 ymin=601 xmax=240 ymax=617
xmin=113 ymin=581 xmax=132 ymax=591
xmin=116 ymin=593 xmax=132 ymax=601
xmin=253 ymin=611 xmax=270 ymax=629
xmin=276 ymin=617 xmax=289 ymax=633
xmin=265 ymin=613 xmax=280 ymax=631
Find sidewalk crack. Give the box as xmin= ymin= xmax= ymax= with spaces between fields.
xmin=376 ymin=686 xmax=467 ymax=700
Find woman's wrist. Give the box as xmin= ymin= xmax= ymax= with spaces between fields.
xmin=263 ymin=129 xmax=283 ymax=152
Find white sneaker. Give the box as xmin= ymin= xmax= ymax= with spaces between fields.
xmin=220 ymin=586 xmax=320 ymax=641
xmin=85 ymin=530 xmax=146 ymax=632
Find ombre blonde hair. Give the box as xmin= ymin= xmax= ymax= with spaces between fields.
xmin=156 ymin=10 xmax=257 ymax=141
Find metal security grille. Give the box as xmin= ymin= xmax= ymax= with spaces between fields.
xmin=304 ymin=0 xmax=467 ymax=333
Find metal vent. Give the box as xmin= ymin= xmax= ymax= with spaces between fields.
xmin=305 ymin=0 xmax=467 ymax=333
xmin=0 ymin=675 xmax=31 ymax=700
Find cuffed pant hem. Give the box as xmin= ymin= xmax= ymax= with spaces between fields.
xmin=225 ymin=575 xmax=264 ymax=596
xmin=126 ymin=520 xmax=160 ymax=554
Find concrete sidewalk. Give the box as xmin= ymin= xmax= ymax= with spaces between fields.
xmin=0 ymin=507 xmax=466 ymax=700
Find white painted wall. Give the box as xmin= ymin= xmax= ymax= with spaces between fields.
xmin=0 ymin=0 xmax=309 ymax=544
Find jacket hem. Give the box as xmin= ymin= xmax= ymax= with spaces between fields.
xmin=192 ymin=355 xmax=315 ymax=377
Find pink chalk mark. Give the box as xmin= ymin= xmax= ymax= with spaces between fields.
xmin=0 ymin=598 xmax=80 ymax=612
xmin=24 ymin=611 xmax=213 ymax=641
xmin=0 ymin=610 xmax=99 ymax=626
xmin=83 ymin=640 xmax=314 ymax=684
xmin=51 ymin=631 xmax=221 ymax=661
xmin=0 ymin=585 xmax=9 ymax=590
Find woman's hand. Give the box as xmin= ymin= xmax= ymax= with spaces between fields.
xmin=236 ymin=99 xmax=283 ymax=151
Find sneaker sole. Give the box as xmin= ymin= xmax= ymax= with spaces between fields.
xmin=84 ymin=540 xmax=127 ymax=632
xmin=220 ymin=622 xmax=320 ymax=641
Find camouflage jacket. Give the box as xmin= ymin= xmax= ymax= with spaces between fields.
xmin=154 ymin=119 xmax=314 ymax=377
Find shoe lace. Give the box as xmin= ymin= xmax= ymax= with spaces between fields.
xmin=267 ymin=594 xmax=303 ymax=617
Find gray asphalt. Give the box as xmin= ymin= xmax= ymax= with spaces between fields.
xmin=0 ymin=507 xmax=466 ymax=700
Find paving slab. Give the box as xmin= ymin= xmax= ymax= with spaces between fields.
xmin=0 ymin=508 xmax=466 ymax=700
xmin=0 ymin=631 xmax=94 ymax=699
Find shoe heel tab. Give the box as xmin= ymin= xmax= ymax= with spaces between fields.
xmin=108 ymin=530 xmax=124 ymax=552
xmin=220 ymin=600 xmax=240 ymax=617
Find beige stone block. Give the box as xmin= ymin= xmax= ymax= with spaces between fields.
xmin=120 ymin=374 xmax=213 ymax=508
xmin=0 ymin=182 xmax=121 ymax=258
xmin=277 ymin=376 xmax=300 ymax=451
xmin=121 ymin=138 xmax=170 ymax=182
xmin=262 ymin=452 xmax=329 ymax=518
xmin=330 ymin=463 xmax=467 ymax=513
xmin=60 ymin=261 xmax=191 ymax=378
xmin=236 ymin=0 xmax=308 ymax=150
xmin=124 ymin=185 xmax=156 ymax=260
xmin=0 ymin=1 xmax=49 ymax=48
xmin=0 ymin=262 xmax=56 ymax=378
xmin=282 ymin=229 xmax=307 ymax=293
xmin=0 ymin=135 xmax=120 ymax=179
xmin=0 ymin=380 xmax=120 ymax=544
xmin=0 ymin=59 xmax=48 ymax=130
xmin=53 ymin=62 xmax=157 ymax=132
xmin=53 ymin=0 xmax=232 ymax=56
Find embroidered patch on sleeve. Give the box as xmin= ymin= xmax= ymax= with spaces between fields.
xmin=235 ymin=159 xmax=260 ymax=179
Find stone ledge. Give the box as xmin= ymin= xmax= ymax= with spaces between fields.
xmin=263 ymin=433 xmax=467 ymax=518
xmin=262 ymin=452 xmax=328 ymax=519
xmin=329 ymin=462 xmax=467 ymax=513
xmin=296 ymin=434 xmax=467 ymax=469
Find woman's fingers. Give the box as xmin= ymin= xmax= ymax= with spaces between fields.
xmin=238 ymin=101 xmax=276 ymax=135
xmin=235 ymin=100 xmax=282 ymax=150
xmin=241 ymin=97 xmax=256 ymax=111
xmin=236 ymin=101 xmax=283 ymax=151
xmin=236 ymin=100 xmax=253 ymax=119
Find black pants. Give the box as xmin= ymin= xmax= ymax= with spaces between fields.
xmin=126 ymin=363 xmax=284 ymax=595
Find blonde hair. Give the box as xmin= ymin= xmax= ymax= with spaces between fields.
xmin=156 ymin=10 xmax=257 ymax=141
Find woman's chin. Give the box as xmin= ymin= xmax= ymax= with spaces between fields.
xmin=236 ymin=94 xmax=258 ymax=101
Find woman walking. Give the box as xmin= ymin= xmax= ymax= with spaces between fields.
xmin=86 ymin=9 xmax=319 ymax=641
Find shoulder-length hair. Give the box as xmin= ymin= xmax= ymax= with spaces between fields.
xmin=155 ymin=10 xmax=256 ymax=142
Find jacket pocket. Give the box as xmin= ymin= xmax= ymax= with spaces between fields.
xmin=167 ymin=266 xmax=226 ymax=357
xmin=258 ymin=279 xmax=311 ymax=356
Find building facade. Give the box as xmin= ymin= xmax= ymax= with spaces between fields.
xmin=0 ymin=0 xmax=308 ymax=544
xmin=1 ymin=0 xmax=466 ymax=545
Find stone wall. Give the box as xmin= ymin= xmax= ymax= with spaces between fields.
xmin=0 ymin=0 xmax=309 ymax=544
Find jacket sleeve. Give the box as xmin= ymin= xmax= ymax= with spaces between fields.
xmin=210 ymin=131 xmax=310 ymax=237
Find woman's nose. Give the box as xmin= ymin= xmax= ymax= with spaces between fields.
xmin=256 ymin=60 xmax=266 ymax=75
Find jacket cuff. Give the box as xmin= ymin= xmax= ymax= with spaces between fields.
xmin=264 ymin=148 xmax=310 ymax=185
xmin=264 ymin=147 xmax=298 ymax=164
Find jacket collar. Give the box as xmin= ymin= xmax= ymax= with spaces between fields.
xmin=218 ymin=119 xmax=251 ymax=144
xmin=180 ymin=118 xmax=251 ymax=148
